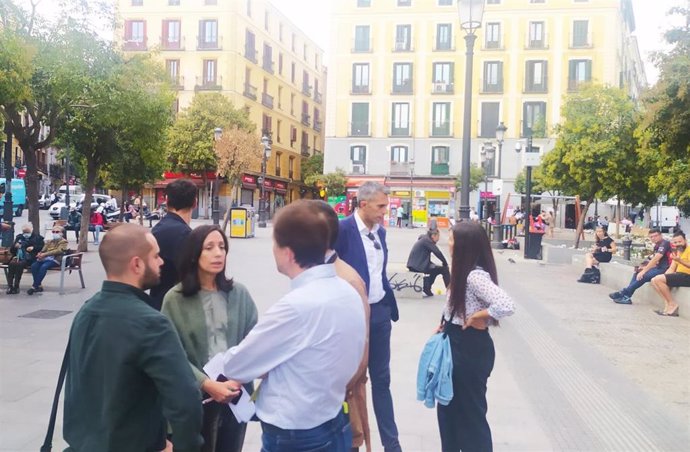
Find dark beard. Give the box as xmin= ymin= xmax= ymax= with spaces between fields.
xmin=140 ymin=264 xmax=161 ymax=290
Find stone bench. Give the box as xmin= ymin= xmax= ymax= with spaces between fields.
xmin=387 ymin=263 xmax=447 ymax=299
xmin=572 ymin=255 xmax=690 ymax=319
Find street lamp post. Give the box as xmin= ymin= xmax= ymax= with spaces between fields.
xmin=480 ymin=141 xmax=495 ymax=220
xmin=212 ymin=127 xmax=222 ymax=225
xmin=258 ymin=133 xmax=272 ymax=228
xmin=493 ymin=121 xmax=507 ymax=243
xmin=1 ymin=124 xmax=13 ymax=247
xmin=515 ymin=127 xmax=534 ymax=258
xmin=457 ymin=0 xmax=486 ymax=221
xmin=408 ymin=157 xmax=415 ymax=229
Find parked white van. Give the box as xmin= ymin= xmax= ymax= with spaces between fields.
xmin=649 ymin=206 xmax=681 ymax=232
xmin=58 ymin=185 xmax=83 ymax=197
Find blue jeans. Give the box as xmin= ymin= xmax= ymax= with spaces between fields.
xmin=621 ymin=267 xmax=666 ymax=297
xmin=93 ymin=225 xmax=104 ymax=243
xmin=31 ymin=259 xmax=59 ymax=287
xmin=261 ymin=410 xmax=351 ymax=452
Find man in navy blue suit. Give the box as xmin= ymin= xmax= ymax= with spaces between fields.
xmin=335 ymin=182 xmax=401 ymax=452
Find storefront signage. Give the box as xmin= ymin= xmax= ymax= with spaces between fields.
xmin=241 ymin=174 xmax=257 ymax=189
xmin=274 ymin=181 xmax=288 ymax=194
xmin=263 ymin=179 xmax=274 ymax=191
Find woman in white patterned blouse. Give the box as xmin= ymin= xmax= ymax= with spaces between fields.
xmin=437 ymin=221 xmax=515 ymax=452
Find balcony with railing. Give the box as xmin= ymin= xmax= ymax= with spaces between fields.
xmin=314 ymin=91 xmax=322 ymax=104
xmin=525 ymin=32 xmax=549 ymax=50
xmin=314 ymin=119 xmax=322 ymax=132
xmin=301 ymin=113 xmax=311 ymax=126
xmin=244 ymin=46 xmax=258 ymax=63
xmin=300 ymin=144 xmax=311 ymax=157
xmin=392 ymin=79 xmax=413 ymax=94
xmin=390 ymin=121 xmax=411 ymax=137
xmin=351 ymin=84 xmax=371 ymax=95
xmin=275 ymin=167 xmax=281 ymax=177
xmin=481 ymin=78 xmax=503 ymax=94
xmin=351 ymin=38 xmax=372 ymax=53
xmin=262 ymin=92 xmax=274 ymax=108
xmin=197 ymin=35 xmax=222 ymax=50
xmin=431 ymin=162 xmax=449 ymax=176
xmin=262 ymin=57 xmax=274 ymax=74
xmin=393 ymin=41 xmax=413 ymax=52
xmin=243 ymin=83 xmax=258 ymax=100
xmin=524 ymin=77 xmax=548 ymax=93
xmin=161 ymin=36 xmax=185 ymax=51
xmin=431 ymin=82 xmax=454 ymax=94
xmin=170 ymin=75 xmax=185 ymax=90
xmin=389 ymin=161 xmax=411 ymax=176
xmin=431 ymin=120 xmax=452 ymax=137
xmin=302 ymin=84 xmax=312 ymax=97
xmin=288 ymin=169 xmax=294 ymax=180
xmin=569 ymin=32 xmax=593 ymax=49
xmin=349 ymin=122 xmax=370 ymax=137
xmin=482 ymin=39 xmax=502 ymax=51
xmin=123 ymin=38 xmax=147 ymax=51
xmin=568 ymin=78 xmax=590 ymax=91
xmin=194 ymin=76 xmax=222 ymax=91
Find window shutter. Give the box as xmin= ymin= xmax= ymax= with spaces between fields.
xmin=143 ymin=21 xmax=147 ymax=46
xmin=498 ymin=62 xmax=503 ymax=89
xmin=585 ymin=60 xmax=592 ymax=80
xmin=125 ymin=20 xmax=132 ymax=40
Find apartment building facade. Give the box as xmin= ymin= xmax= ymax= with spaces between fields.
xmin=325 ymin=0 xmax=645 ymax=225
xmin=116 ymin=0 xmax=326 ymax=214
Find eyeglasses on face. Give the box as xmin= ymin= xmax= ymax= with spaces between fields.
xmin=366 ymin=232 xmax=381 ymax=250
xmin=52 ymin=230 xmax=62 ymax=234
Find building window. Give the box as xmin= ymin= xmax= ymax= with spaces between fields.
xmin=391 ymin=103 xmax=410 ymax=136
xmin=279 ymin=23 xmax=284 ymax=42
xmin=276 ymin=120 xmax=282 ymax=143
xmin=395 ymin=24 xmax=412 ymax=51
xmin=397 ymin=0 xmax=412 ymax=6
xmin=528 ymin=21 xmax=545 ymax=49
xmin=351 ymin=146 xmax=367 ymax=174
xmin=246 ymin=0 xmax=252 ymax=16
xmin=205 ymin=0 xmax=217 ymax=4
xmin=487 ymin=0 xmax=500 ymax=3
xmin=438 ymin=0 xmax=452 ymax=5
xmin=432 ymin=102 xmax=451 ymax=136
xmin=357 ymin=0 xmax=371 ymax=6
xmin=352 ymin=63 xmax=370 ymax=94
xmin=263 ymin=43 xmax=273 ymax=73
xmin=278 ymin=53 xmax=283 ymax=75
xmin=529 ymin=0 xmax=545 ymax=3
xmin=303 ymin=44 xmax=308 ymax=61
xmin=391 ymin=146 xmax=408 ymax=163
xmin=480 ymin=102 xmax=500 ymax=138
xmin=354 ymin=25 xmax=371 ymax=52
xmin=483 ymin=61 xmax=503 ymax=93
xmin=289 ymin=156 xmax=295 ymax=178
xmin=351 ymin=103 xmax=370 ymax=136
xmin=431 ymin=146 xmax=450 ymax=175
xmin=277 ymin=86 xmax=283 ymax=108
xmin=568 ymin=59 xmax=592 ymax=90
xmin=432 ymin=62 xmax=454 ymax=93
xmin=572 ymin=20 xmax=589 ymax=47
xmin=275 ymin=152 xmax=281 ymax=176
xmin=291 ymin=62 xmax=296 ymax=83
xmin=392 ymin=63 xmax=413 ymax=93
xmin=198 ymin=20 xmax=218 ymax=49
xmin=523 ymin=101 xmax=546 ymax=137
xmin=244 ymin=30 xmax=257 ymax=62
xmin=291 ymin=33 xmax=296 ymax=52
xmin=485 ymin=22 xmax=500 ymax=49
xmin=169 ymin=0 xmax=180 ymax=5
xmin=202 ymin=59 xmax=217 ymax=86
xmin=525 ymin=60 xmax=547 ymax=92
xmin=264 ymin=10 xmax=269 ymax=31
xmin=166 ymin=59 xmax=180 ymax=85
xmin=436 ymin=24 xmax=452 ymax=51
xmin=124 ymin=20 xmax=146 ymax=50
xmin=132 ymin=0 xmax=143 ymax=5
xmin=162 ymin=20 xmax=181 ymax=50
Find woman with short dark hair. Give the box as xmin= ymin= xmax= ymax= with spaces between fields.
xmin=437 ymin=221 xmax=515 ymax=452
xmin=162 ymin=225 xmax=258 ymax=452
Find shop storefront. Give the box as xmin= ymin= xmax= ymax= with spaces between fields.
xmin=240 ymin=174 xmax=257 ymax=206
xmin=274 ymin=181 xmax=288 ymax=213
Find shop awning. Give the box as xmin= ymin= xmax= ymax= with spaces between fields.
xmin=346 ymin=176 xmax=386 ymax=188
xmin=151 ymin=178 xmax=205 ymax=189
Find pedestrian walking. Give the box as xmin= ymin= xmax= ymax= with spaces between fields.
xmin=407 ymin=228 xmax=450 ymax=297
xmin=396 ymin=206 xmax=404 ymax=228
xmin=210 ymin=201 xmax=366 ymax=452
xmin=5 ymin=223 xmax=43 ymax=294
xmin=162 ymin=225 xmax=258 ymax=452
xmin=437 ymin=221 xmax=515 ymax=452
xmin=150 ymin=178 xmax=198 ymax=310
xmin=311 ymin=200 xmax=372 ymax=452
xmin=334 ymin=181 xmax=402 ymax=452
xmin=62 ymin=223 xmax=203 ymax=452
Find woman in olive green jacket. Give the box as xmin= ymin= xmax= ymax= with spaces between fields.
xmin=162 ymin=225 xmax=258 ymax=452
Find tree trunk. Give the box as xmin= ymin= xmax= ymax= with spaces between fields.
xmin=119 ymin=186 xmax=127 ymax=222
xmin=615 ymin=198 xmax=621 ymax=239
xmin=574 ymin=199 xmax=592 ymax=249
xmin=23 ymin=147 xmax=41 ymax=234
xmin=202 ymin=171 xmax=209 ymax=219
xmin=77 ymin=163 xmax=98 ymax=252
xmin=137 ymin=187 xmax=144 ymax=226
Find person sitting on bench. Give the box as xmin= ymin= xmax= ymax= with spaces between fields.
xmin=577 ymin=226 xmax=616 ymax=284
xmin=5 ymin=223 xmax=44 ymax=295
xmin=27 ymin=226 xmax=68 ymax=295
xmin=406 ymin=228 xmax=450 ymax=298
xmin=651 ymin=230 xmax=690 ymax=317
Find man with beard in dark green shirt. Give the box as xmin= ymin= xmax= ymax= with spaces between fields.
xmin=63 ymin=223 xmax=203 ymax=452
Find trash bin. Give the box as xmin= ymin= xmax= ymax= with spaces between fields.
xmin=229 ymin=206 xmax=255 ymax=238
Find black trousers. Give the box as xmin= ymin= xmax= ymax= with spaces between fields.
xmin=201 ymin=401 xmax=247 ymax=452
xmin=424 ymin=265 xmax=450 ymax=292
xmin=6 ymin=259 xmax=30 ymax=288
xmin=437 ymin=325 xmax=495 ymax=452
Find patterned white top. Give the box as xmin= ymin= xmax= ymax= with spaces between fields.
xmin=443 ymin=267 xmax=515 ymax=326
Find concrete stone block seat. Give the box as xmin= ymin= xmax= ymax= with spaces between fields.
xmin=386 ymin=262 xmax=448 ymax=299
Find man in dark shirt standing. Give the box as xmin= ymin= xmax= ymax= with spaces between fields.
xmin=150 ymin=179 xmax=197 ymax=310
xmin=63 ymin=223 xmax=203 ymax=452
xmin=406 ymin=228 xmax=449 ymax=297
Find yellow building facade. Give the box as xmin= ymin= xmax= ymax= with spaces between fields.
xmin=116 ymin=0 xmax=326 ymax=214
xmin=324 ymin=0 xmax=644 ymax=223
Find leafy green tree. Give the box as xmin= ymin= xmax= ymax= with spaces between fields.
xmin=540 ymin=84 xmax=652 ymax=247
xmin=455 ymin=163 xmax=485 ymax=193
xmin=638 ymin=6 xmax=690 ymax=214
xmin=301 ymin=153 xmax=324 ymax=183
xmin=59 ymin=44 xmax=174 ymax=251
xmin=305 ymin=168 xmax=347 ymax=198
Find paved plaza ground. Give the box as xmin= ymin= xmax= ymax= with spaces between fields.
xmin=1 ymin=211 xmax=689 ymax=451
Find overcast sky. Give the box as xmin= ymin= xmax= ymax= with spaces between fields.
xmin=19 ymin=0 xmax=687 ymax=84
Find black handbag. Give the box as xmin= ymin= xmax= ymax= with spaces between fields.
xmin=40 ymin=341 xmax=70 ymax=452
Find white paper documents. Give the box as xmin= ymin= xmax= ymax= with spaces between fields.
xmin=203 ymin=353 xmax=256 ymax=423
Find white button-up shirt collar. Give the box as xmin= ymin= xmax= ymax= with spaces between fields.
xmin=216 ymin=264 xmax=366 ymax=430
xmin=355 ymin=210 xmax=385 ymax=304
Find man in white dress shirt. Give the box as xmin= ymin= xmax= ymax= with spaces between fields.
xmin=217 ymin=201 xmax=366 ymax=451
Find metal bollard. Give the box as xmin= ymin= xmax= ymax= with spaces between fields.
xmin=622 ymin=238 xmax=632 ymax=260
